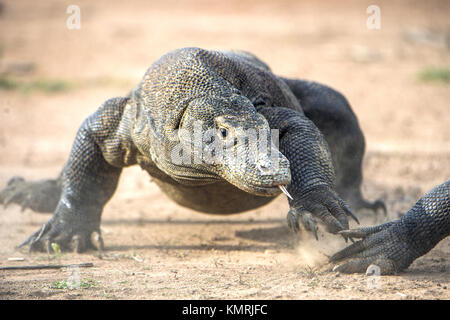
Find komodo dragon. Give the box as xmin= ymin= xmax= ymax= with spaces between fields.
xmin=0 ymin=47 xmax=385 ymax=252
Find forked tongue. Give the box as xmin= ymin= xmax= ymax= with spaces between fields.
xmin=279 ymin=185 xmax=293 ymax=200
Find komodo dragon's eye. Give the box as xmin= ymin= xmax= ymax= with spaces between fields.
xmin=220 ymin=128 xmax=228 ymax=138
xmin=217 ymin=126 xmax=237 ymax=148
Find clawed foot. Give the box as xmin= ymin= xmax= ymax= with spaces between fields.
xmin=358 ymin=199 xmax=387 ymax=216
xmin=287 ymin=186 xmax=359 ymax=240
xmin=329 ymin=221 xmax=416 ymax=274
xmin=0 ymin=176 xmax=60 ymax=213
xmin=19 ymin=212 xmax=104 ymax=253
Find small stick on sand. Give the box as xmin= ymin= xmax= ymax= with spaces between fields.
xmin=0 ymin=262 xmax=93 ymax=271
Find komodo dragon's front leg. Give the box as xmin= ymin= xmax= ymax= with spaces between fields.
xmin=16 ymin=97 xmax=129 ymax=252
xmin=257 ymin=106 xmax=359 ymax=239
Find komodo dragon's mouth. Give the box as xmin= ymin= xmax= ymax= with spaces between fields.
xmin=168 ymin=169 xmax=221 ymax=185
xmin=236 ymin=182 xmax=287 ymax=197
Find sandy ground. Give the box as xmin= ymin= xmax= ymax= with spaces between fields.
xmin=0 ymin=0 xmax=449 ymax=300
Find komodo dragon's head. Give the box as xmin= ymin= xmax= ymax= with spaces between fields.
xmin=132 ymin=47 xmax=291 ymax=197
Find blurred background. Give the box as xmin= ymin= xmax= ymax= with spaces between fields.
xmin=0 ymin=0 xmax=449 ymax=196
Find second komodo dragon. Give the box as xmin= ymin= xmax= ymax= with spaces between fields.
xmin=0 ymin=47 xmax=386 ymax=252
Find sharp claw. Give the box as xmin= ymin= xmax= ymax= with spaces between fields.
xmin=329 ymin=240 xmax=366 ymax=262
xmin=72 ymin=235 xmax=83 ymax=253
xmin=375 ymin=200 xmax=387 ymax=216
xmin=7 ymin=176 xmax=25 ymax=186
xmin=339 ymin=229 xmax=366 ymax=238
xmin=341 ymin=202 xmax=359 ymax=224
xmin=3 ymin=195 xmax=15 ymax=209
xmin=300 ymin=212 xmax=318 ymax=240
xmin=91 ymin=231 xmax=104 ymax=251
xmin=287 ymin=209 xmax=299 ymax=233
xmin=338 ymin=223 xmax=393 ymax=239
xmin=46 ymin=240 xmax=54 ymax=254
xmin=18 ymin=233 xmax=35 ymax=248
xmin=18 ymin=221 xmax=50 ymax=250
xmin=20 ymin=194 xmax=33 ymax=212
xmin=312 ymin=224 xmax=318 ymax=241
xmin=17 ymin=238 xmax=30 ymax=249
xmin=35 ymin=223 xmax=50 ymax=243
xmin=348 ymin=211 xmax=360 ymax=224
xmin=20 ymin=199 xmax=29 ymax=212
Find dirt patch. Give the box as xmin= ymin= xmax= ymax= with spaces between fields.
xmin=0 ymin=0 xmax=449 ymax=300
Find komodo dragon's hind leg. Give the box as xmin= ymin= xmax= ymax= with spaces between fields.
xmin=282 ymin=78 xmax=386 ymax=215
xmin=0 ymin=175 xmax=61 ymax=213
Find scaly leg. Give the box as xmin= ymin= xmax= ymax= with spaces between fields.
xmin=16 ymin=97 xmax=129 ymax=252
xmin=258 ymin=106 xmax=359 ymax=239
xmin=282 ymin=78 xmax=386 ymax=215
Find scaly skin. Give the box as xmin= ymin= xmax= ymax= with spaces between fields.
xmin=330 ymin=180 xmax=450 ymax=274
xmin=0 ymin=47 xmax=382 ymax=252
